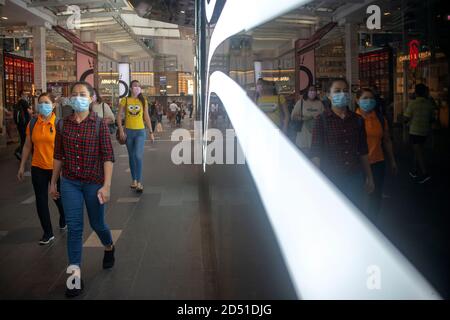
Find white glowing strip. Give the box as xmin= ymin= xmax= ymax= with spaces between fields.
xmin=203 ymin=0 xmax=311 ymax=169
xmin=205 ymin=0 xmax=440 ymax=298
xmin=209 ymin=71 xmax=440 ymax=299
xmin=205 ymin=0 xmax=218 ymax=23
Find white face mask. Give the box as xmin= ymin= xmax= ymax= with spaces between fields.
xmin=256 ymin=84 xmax=263 ymax=94
xmin=132 ymin=86 xmax=142 ymax=96
xmin=308 ymin=91 xmax=317 ymax=100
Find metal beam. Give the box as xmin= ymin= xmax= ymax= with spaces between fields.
xmin=28 ymin=0 xmax=105 ymax=8
xmin=10 ymin=0 xmax=57 ymax=25
xmin=333 ymin=0 xmax=377 ymax=22
xmin=56 ymin=10 xmax=134 ymax=20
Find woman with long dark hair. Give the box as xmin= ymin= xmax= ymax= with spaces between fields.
xmin=117 ymin=80 xmax=154 ymax=192
xmin=291 ymin=86 xmax=324 ymax=155
xmin=50 ymin=81 xmax=115 ymax=297
xmin=356 ymin=87 xmax=397 ymax=223
xmin=91 ymin=88 xmax=115 ymax=125
xmin=18 ymin=93 xmax=66 ymax=245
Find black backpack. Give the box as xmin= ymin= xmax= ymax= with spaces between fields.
xmin=55 ymin=116 xmax=102 ymax=138
xmin=29 ymin=116 xmax=102 ymax=151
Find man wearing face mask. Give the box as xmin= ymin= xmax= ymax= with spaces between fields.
xmin=13 ymin=90 xmax=33 ymax=160
xmin=17 ymin=93 xmax=66 ymax=245
xmin=311 ymin=78 xmax=375 ymax=210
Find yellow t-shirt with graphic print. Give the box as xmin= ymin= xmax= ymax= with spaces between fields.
xmin=120 ymin=97 xmax=147 ymax=130
xmin=257 ymin=95 xmax=286 ymax=128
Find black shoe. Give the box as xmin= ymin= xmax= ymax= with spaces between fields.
xmin=65 ymin=278 xmax=84 ymax=298
xmin=39 ymin=235 xmax=55 ymax=245
xmin=417 ymin=175 xmax=431 ymax=184
xmin=103 ymin=245 xmax=115 ymax=269
xmin=409 ymin=171 xmax=419 ymax=179
xmin=59 ymin=218 xmax=67 ymax=231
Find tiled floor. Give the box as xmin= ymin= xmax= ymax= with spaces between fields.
xmin=0 ymin=117 xmax=448 ymax=299
xmin=0 ymin=117 xmax=296 ymax=300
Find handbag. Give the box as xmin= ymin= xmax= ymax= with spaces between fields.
xmin=292 ymin=99 xmax=304 ymax=132
xmin=116 ymin=128 xmax=127 ymax=145
xmin=116 ymin=98 xmax=127 ymax=144
xmin=156 ymin=122 xmax=163 ymax=133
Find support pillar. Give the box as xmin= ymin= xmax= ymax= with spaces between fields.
xmin=345 ymin=22 xmax=359 ymax=109
xmin=32 ymin=26 xmax=46 ymax=94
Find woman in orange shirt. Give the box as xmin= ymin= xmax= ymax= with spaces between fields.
xmin=17 ymin=93 xmax=66 ymax=245
xmin=356 ymin=88 xmax=397 ymax=224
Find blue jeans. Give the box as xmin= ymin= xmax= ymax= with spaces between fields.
xmin=329 ymin=170 xmax=364 ymax=212
xmin=125 ymin=128 xmax=146 ymax=182
xmin=61 ymin=177 xmax=113 ymax=266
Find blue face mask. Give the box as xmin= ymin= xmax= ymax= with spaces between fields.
xmin=38 ymin=103 xmax=53 ymax=117
xmin=70 ymin=96 xmax=90 ymax=112
xmin=359 ymin=98 xmax=377 ymax=112
xmin=331 ymin=92 xmax=349 ymax=108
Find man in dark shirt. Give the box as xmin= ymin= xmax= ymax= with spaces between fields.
xmin=13 ymin=90 xmax=32 ymax=160
xmin=311 ymin=78 xmax=374 ymax=210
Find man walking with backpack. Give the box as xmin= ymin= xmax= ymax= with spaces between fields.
xmin=13 ymin=90 xmax=33 ymax=160
xmin=404 ymin=84 xmax=437 ymax=184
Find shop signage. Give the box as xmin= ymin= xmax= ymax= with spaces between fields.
xmin=263 ymin=76 xmax=290 ymax=82
xmin=408 ymin=40 xmax=420 ymax=69
xmin=118 ymin=63 xmax=130 ymax=98
xmin=101 ymin=79 xmax=118 ymax=85
xmin=398 ymin=51 xmax=431 ymax=63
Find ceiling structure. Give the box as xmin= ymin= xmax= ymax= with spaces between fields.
xmin=129 ymin=0 xmax=196 ymax=26
xmin=231 ymin=0 xmax=417 ymax=59
xmin=1 ymin=0 xmax=194 ymax=61
xmin=1 ymin=0 xmax=429 ymax=63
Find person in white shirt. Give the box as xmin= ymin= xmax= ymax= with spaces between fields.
xmin=291 ymin=86 xmax=324 ymax=155
xmin=169 ymin=101 xmax=180 ymax=127
xmin=91 ymin=88 xmax=115 ymax=125
xmin=210 ymin=103 xmax=219 ymax=126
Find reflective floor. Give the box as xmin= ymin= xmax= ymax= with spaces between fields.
xmin=0 ymin=115 xmax=448 ymax=299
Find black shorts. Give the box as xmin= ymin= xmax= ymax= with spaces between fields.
xmin=410 ymin=134 xmax=427 ymax=145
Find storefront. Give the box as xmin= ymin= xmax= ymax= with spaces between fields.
xmin=3 ymin=53 xmax=34 ymax=109
xmin=359 ymin=48 xmax=393 ymax=100
xmin=394 ymin=47 xmax=448 ymax=128
xmin=46 ymin=45 xmax=76 ymax=102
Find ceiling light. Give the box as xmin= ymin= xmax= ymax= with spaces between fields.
xmin=316 ymin=7 xmax=332 ymax=12
xmin=180 ymin=10 xmax=185 ymax=14
xmin=1 ymin=16 xmax=8 ymax=20
xmin=384 ymin=12 xmax=391 ymax=16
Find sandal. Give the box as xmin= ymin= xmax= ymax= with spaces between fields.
xmin=130 ymin=181 xmax=138 ymax=189
xmin=136 ymin=183 xmax=144 ymax=193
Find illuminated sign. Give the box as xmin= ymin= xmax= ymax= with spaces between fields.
xmin=118 ymin=63 xmax=130 ymax=98
xmin=101 ymin=79 xmax=118 ymax=85
xmin=408 ymin=39 xmax=420 ymax=69
xmin=262 ymin=76 xmax=290 ymax=82
xmin=254 ymin=61 xmax=262 ymax=82
xmin=398 ymin=51 xmax=431 ymax=63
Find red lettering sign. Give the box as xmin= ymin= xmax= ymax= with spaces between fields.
xmin=409 ymin=40 xmax=420 ymax=69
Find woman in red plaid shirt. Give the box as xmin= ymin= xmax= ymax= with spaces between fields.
xmin=310 ymin=78 xmax=375 ymax=210
xmin=50 ymin=81 xmax=115 ymax=298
